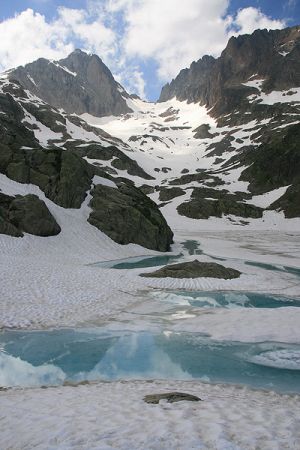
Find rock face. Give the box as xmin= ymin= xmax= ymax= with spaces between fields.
xmin=10 ymin=49 xmax=132 ymax=117
xmin=88 ymin=183 xmax=174 ymax=251
xmin=0 ymin=193 xmax=61 ymax=237
xmin=0 ymin=91 xmax=40 ymax=160
xmin=140 ymin=260 xmax=241 ymax=279
xmin=0 ymin=91 xmax=93 ymax=208
xmin=238 ymin=123 xmax=300 ymax=217
xmin=159 ymin=26 xmax=300 ymax=116
xmin=144 ymin=392 xmax=201 ymax=404
xmin=2 ymin=143 xmax=94 ymax=209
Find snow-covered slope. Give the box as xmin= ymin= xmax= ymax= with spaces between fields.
xmin=82 ymin=93 xmax=300 ymax=231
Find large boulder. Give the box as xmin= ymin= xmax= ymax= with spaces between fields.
xmin=0 ymin=193 xmax=61 ymax=237
xmin=88 ymin=183 xmax=173 ymax=251
xmin=140 ymin=260 xmax=241 ymax=279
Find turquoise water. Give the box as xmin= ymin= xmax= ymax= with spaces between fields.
xmin=167 ymin=291 xmax=300 ymax=309
xmin=283 ymin=266 xmax=300 ymax=277
xmin=245 ymin=261 xmax=285 ymax=272
xmin=91 ymin=240 xmax=203 ymax=269
xmin=1 ymin=329 xmax=300 ymax=392
xmin=91 ymin=254 xmax=182 ymax=269
xmin=91 ymin=238 xmax=300 ymax=274
xmin=244 ymin=261 xmax=300 ymax=277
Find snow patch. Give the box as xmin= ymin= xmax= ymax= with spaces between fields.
xmin=50 ymin=61 xmax=77 ymax=77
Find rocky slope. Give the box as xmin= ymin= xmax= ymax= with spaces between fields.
xmin=0 ymin=75 xmax=173 ymax=250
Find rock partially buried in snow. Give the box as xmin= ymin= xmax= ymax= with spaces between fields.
xmin=140 ymin=259 xmax=241 ymax=279
xmin=144 ymin=392 xmax=201 ymax=404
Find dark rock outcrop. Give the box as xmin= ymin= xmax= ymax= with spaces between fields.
xmin=169 ymin=172 xmax=224 ymax=187
xmin=177 ymin=187 xmax=262 ymax=220
xmin=144 ymin=392 xmax=201 ymax=404
xmin=88 ymin=183 xmax=173 ymax=251
xmin=193 ymin=124 xmax=217 ymax=139
xmin=140 ymin=259 xmax=241 ymax=279
xmin=0 ymin=91 xmax=94 ymax=208
xmin=269 ymin=184 xmax=300 ymax=218
xmin=159 ymin=187 xmax=185 ymax=202
xmin=139 ymin=184 xmax=156 ymax=195
xmin=10 ymin=49 xmax=132 ymax=117
xmin=0 ymin=193 xmax=61 ymax=237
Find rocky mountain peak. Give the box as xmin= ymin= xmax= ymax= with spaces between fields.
xmin=60 ymin=48 xmax=105 ymax=71
xmin=9 ymin=50 xmax=132 ymax=117
xmin=159 ymin=25 xmax=300 ymax=116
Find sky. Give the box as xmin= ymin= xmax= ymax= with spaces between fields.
xmin=0 ymin=0 xmax=299 ymax=100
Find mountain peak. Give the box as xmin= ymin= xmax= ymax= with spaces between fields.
xmin=65 ymin=48 xmax=99 ymax=61
xmin=8 ymin=50 xmax=131 ymax=117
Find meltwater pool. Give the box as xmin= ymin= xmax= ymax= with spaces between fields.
xmin=1 ymin=328 xmax=300 ymax=393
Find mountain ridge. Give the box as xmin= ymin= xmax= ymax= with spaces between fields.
xmin=159 ymin=25 xmax=300 ymax=116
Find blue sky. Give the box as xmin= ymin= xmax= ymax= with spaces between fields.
xmin=0 ymin=0 xmax=299 ymax=100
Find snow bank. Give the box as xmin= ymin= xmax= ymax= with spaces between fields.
xmin=1 ymin=380 xmax=299 ymax=449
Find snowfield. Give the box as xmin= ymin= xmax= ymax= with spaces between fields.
xmin=1 ymin=380 xmax=300 ymax=450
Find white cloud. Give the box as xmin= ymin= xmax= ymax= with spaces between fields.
xmin=232 ymin=7 xmax=285 ymax=35
xmin=107 ymin=0 xmax=231 ymax=80
xmin=0 ymin=7 xmax=115 ymax=72
xmin=126 ymin=69 xmax=146 ymax=98
xmin=56 ymin=7 xmax=116 ymax=57
xmin=0 ymin=9 xmax=70 ymax=70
